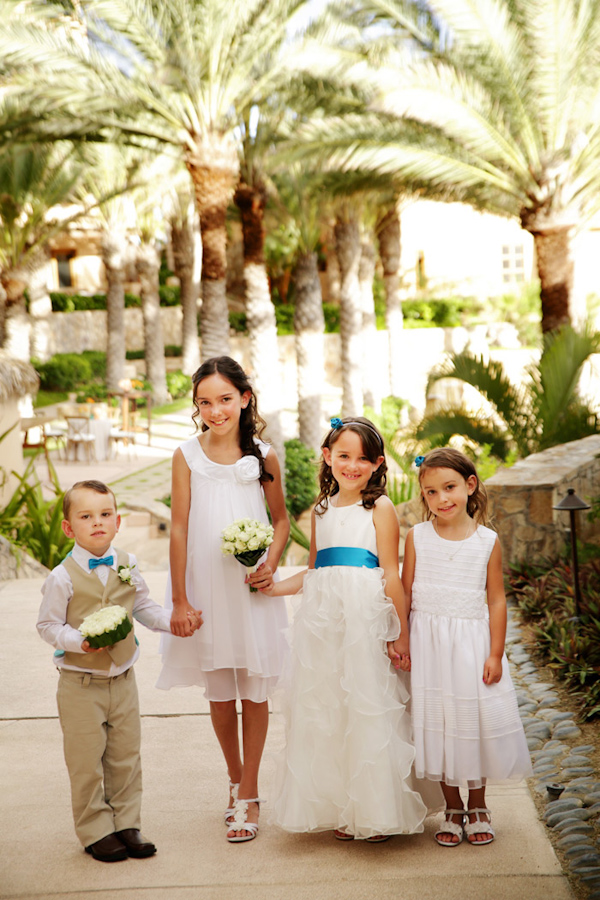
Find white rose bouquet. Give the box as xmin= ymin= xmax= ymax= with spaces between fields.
xmin=79 ymin=605 xmax=133 ymax=648
xmin=221 ymin=518 xmax=274 ymax=592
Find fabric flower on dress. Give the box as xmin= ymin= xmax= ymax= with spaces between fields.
xmin=234 ymin=455 xmax=261 ymax=483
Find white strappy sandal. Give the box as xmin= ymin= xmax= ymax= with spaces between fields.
xmin=226 ymin=797 xmax=261 ymax=843
xmin=224 ymin=781 xmax=240 ymax=826
xmin=465 ymin=808 xmax=495 ymax=845
xmin=435 ymin=809 xmax=465 ymax=846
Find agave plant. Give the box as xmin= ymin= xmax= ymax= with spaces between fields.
xmin=416 ymin=325 xmax=600 ymax=460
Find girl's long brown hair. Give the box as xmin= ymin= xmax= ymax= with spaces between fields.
xmin=192 ymin=356 xmax=273 ymax=483
xmin=315 ymin=417 xmax=387 ymax=514
xmin=417 ymin=447 xmax=489 ymax=526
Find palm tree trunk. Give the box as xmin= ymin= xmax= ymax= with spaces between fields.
xmin=1 ymin=273 xmax=30 ymax=361
xmin=530 ymin=226 xmax=573 ymax=333
xmin=102 ymin=230 xmax=127 ymax=392
xmin=294 ymin=250 xmax=325 ymax=452
xmin=186 ymin=134 xmax=238 ymax=361
xmin=171 ymin=212 xmax=201 ymax=376
xmin=335 ymin=216 xmax=363 ymax=417
xmin=359 ymin=238 xmax=379 ymax=411
xmin=377 ymin=208 xmax=404 ymax=397
xmin=28 ymin=248 xmax=53 ymax=363
xmin=136 ymin=242 xmax=170 ymax=405
xmin=234 ymin=181 xmax=285 ymax=478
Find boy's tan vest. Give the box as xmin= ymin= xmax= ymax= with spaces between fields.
xmin=62 ymin=549 xmax=137 ymax=671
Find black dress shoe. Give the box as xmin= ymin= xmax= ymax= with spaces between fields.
xmin=115 ymin=828 xmax=157 ymax=858
xmin=85 ymin=834 xmax=128 ymax=862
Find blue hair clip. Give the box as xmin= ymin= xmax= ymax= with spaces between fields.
xmin=414 ymin=455 xmax=425 ymax=467
xmin=330 ymin=417 xmax=344 ymax=430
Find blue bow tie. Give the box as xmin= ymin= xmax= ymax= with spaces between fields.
xmin=89 ymin=555 xmax=114 ymax=570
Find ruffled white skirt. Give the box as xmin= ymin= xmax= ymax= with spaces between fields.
xmin=271 ymin=567 xmax=441 ymax=838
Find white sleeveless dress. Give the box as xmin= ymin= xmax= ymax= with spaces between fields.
xmin=409 ymin=521 xmax=532 ymax=788
xmin=272 ymin=501 xmax=441 ymax=839
xmin=156 ymin=436 xmax=288 ymax=702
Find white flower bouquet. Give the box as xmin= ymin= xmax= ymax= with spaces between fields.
xmin=221 ymin=518 xmax=274 ymax=592
xmin=79 ymin=605 xmax=133 ymax=648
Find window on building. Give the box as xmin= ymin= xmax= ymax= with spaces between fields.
xmin=54 ymin=251 xmax=75 ymax=288
xmin=501 ymin=245 xmax=525 ymax=284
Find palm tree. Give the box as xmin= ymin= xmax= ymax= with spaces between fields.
xmin=376 ymin=202 xmax=404 ymax=398
xmin=416 ymin=325 xmax=600 ymax=459
xmin=271 ymin=166 xmax=327 ymax=451
xmin=297 ymin=0 xmax=600 ymax=334
xmin=1 ymin=0 xmax=314 ymax=359
xmin=334 ymin=204 xmax=363 ymax=417
xmin=233 ymin=112 xmax=286 ymax=468
xmin=0 ymin=142 xmax=87 ymax=360
xmin=169 ymin=190 xmax=201 ymax=378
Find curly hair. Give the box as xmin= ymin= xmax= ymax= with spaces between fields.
xmin=315 ymin=416 xmax=387 ymax=514
xmin=417 ymin=447 xmax=489 ymax=526
xmin=191 ymin=356 xmax=273 ymax=483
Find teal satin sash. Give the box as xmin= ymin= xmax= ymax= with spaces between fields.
xmin=314 ymin=547 xmax=379 ymax=569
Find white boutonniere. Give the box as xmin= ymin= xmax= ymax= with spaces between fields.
xmin=118 ymin=564 xmax=134 ymax=585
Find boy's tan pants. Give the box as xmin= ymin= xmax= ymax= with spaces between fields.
xmin=57 ymin=667 xmax=142 ymax=847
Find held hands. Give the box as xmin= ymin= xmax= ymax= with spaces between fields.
xmin=387 ymin=639 xmax=411 ymax=672
xmin=170 ymin=603 xmax=204 ymax=637
xmin=483 ymin=654 xmax=502 ymax=685
xmin=247 ymin=561 xmax=275 ymax=593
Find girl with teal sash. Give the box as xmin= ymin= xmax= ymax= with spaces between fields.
xmin=262 ymin=417 xmax=442 ymax=842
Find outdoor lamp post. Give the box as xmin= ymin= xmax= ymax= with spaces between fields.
xmin=553 ymin=488 xmax=591 ymax=618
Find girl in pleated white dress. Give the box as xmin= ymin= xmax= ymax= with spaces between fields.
xmin=157 ymin=357 xmax=289 ymax=843
xmin=402 ymin=448 xmax=531 ymax=847
xmin=263 ymin=417 xmax=442 ymax=842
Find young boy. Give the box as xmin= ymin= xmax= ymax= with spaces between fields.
xmin=37 ymin=480 xmax=201 ymax=862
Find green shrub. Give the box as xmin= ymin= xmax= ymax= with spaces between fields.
xmin=275 ymin=304 xmax=295 ymax=335
xmin=323 ymin=302 xmax=340 ymax=333
xmin=159 ymin=285 xmax=181 ymax=306
xmin=50 ymin=292 xmax=108 ymax=312
xmin=166 ymin=370 xmax=192 ymax=400
xmin=126 ymin=349 xmax=146 ymax=360
xmin=285 ymin=439 xmax=318 ymax=518
xmin=508 ymin=555 xmax=600 ymax=719
xmin=34 ymin=353 xmax=93 ymax=391
xmin=402 ymin=297 xmax=476 ymax=328
xmin=229 ymin=311 xmax=248 ymax=333
xmin=165 ymin=344 xmax=182 ymax=357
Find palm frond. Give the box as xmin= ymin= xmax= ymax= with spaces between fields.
xmin=415 ymin=408 xmax=512 ymax=459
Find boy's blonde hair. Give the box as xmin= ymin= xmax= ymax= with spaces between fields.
xmin=62 ymin=480 xmax=117 ymax=520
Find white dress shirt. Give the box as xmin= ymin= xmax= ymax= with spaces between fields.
xmin=37 ymin=542 xmax=172 ymax=677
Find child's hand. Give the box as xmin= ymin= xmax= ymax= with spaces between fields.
xmin=247 ymin=562 xmax=274 ymax=593
xmin=170 ymin=603 xmax=198 ymax=637
xmin=483 ymin=655 xmax=502 ymax=684
xmin=389 ymin=637 xmax=411 ymax=672
xmin=387 ymin=641 xmax=401 ymax=669
xmin=81 ymin=640 xmax=106 ymax=654
xmin=187 ymin=609 xmax=203 ymax=633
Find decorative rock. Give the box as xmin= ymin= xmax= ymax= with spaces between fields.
xmin=552 ymin=725 xmax=583 ymax=739
xmin=549 ymin=809 xmax=594 ymax=828
xmin=530 ymin=683 xmax=556 ymax=694
xmin=544 ymin=798 xmax=583 ymax=817
xmin=543 ymin=741 xmax=569 ymax=750
xmin=557 ymin=833 xmax=594 ymax=848
xmin=559 ymin=822 xmax=594 ymax=836
xmin=518 ymin=703 xmax=539 ymax=715
xmin=537 ymin=709 xmax=569 ymax=721
xmin=527 ymin=738 xmax=544 ymax=751
xmin=587 ymin=802 xmax=600 ymax=815
xmin=538 ymin=696 xmax=561 ymax=709
xmin=526 ymin=723 xmax=553 ymax=739
xmin=585 ymin=793 xmax=600 ymax=806
xmin=562 ymin=755 xmax=593 ymax=766
xmin=569 ymin=776 xmax=595 ymax=786
xmin=562 ymin=767 xmax=595 ymax=777
xmin=565 ymin=845 xmax=599 ymax=859
xmin=573 ymin=745 xmax=595 ymax=753
xmin=535 ymin=763 xmax=561 ymax=775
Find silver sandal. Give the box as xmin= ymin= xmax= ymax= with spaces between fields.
xmin=435 ymin=808 xmax=465 ymax=846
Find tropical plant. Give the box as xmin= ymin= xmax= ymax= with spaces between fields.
xmin=416 ymin=324 xmax=600 ymax=459
xmin=508 ymin=555 xmax=600 ymax=720
xmin=0 ymin=455 xmax=73 ymax=569
xmin=296 ymin=0 xmax=600 ymax=334
xmin=284 ymin=438 xmax=318 ymax=519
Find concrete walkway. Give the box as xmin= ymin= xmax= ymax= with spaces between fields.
xmin=1 ymin=412 xmax=575 ymax=900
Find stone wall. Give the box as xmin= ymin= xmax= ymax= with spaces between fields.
xmin=0 ymin=536 xmax=49 ymax=580
xmin=485 ymin=435 xmax=600 ymax=565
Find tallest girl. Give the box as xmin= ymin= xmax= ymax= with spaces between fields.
xmin=157 ymin=356 xmax=289 ymax=843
